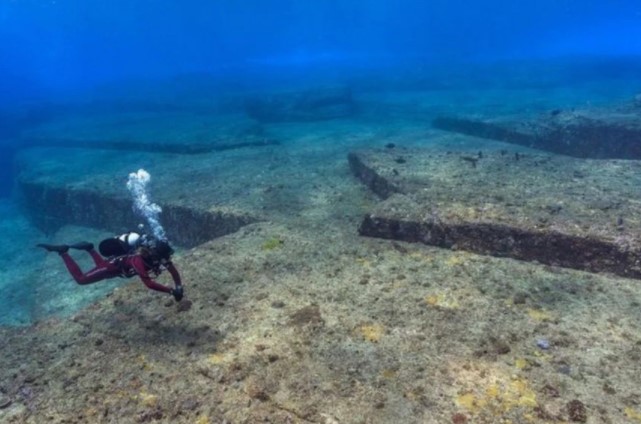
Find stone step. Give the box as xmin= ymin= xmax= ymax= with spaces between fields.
xmin=19 ymin=180 xmax=257 ymax=248
xmin=16 ymin=146 xmax=263 ymax=248
xmin=433 ymin=100 xmax=641 ymax=159
xmin=349 ymin=147 xmax=641 ymax=279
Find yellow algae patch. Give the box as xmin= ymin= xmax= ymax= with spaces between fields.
xmin=207 ymin=353 xmax=226 ymax=365
xmin=425 ymin=294 xmax=439 ymax=306
xmin=138 ymin=392 xmax=158 ymax=407
xmin=424 ymin=292 xmax=460 ymax=309
xmin=514 ymin=358 xmax=530 ymax=370
xmin=83 ymin=407 xmax=99 ymax=418
xmin=527 ymin=308 xmax=553 ymax=322
xmin=358 ymin=324 xmax=384 ymax=342
xmin=409 ymin=251 xmax=427 ymax=260
xmin=532 ymin=350 xmax=551 ymax=361
xmin=195 ymin=415 xmax=211 ymax=424
xmin=262 ymin=237 xmax=284 ymax=251
xmin=451 ymin=362 xmax=538 ymax=419
xmin=409 ymin=252 xmax=436 ymax=265
xmin=456 ymin=393 xmax=486 ymax=413
xmin=445 ymin=254 xmax=467 ymax=267
xmin=137 ymin=354 xmax=153 ymax=371
xmin=486 ymin=384 xmax=500 ymax=399
xmin=355 ymin=257 xmax=371 ymax=267
xmin=626 ymin=407 xmax=641 ymax=422
xmin=449 ymin=205 xmax=483 ymax=221
xmin=510 ymin=378 xmax=537 ymax=408
xmin=381 ymin=369 xmax=396 ymax=379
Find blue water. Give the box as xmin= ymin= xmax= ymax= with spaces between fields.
xmin=2 ymin=0 xmax=641 ymax=98
xmin=1 ymin=1 xmax=641 ymax=325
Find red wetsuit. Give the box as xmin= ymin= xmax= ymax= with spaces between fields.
xmin=60 ymin=248 xmax=181 ymax=293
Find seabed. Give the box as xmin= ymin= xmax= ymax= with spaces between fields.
xmin=1 ymin=79 xmax=641 ymax=424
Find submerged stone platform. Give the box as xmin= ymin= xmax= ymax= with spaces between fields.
xmin=19 ymin=180 xmax=255 ymax=248
xmin=350 ymin=146 xmax=641 ymax=279
xmin=16 ymin=145 xmax=268 ymax=248
xmin=433 ymin=98 xmax=641 ymax=159
xmin=13 ymin=111 xmax=298 ymax=247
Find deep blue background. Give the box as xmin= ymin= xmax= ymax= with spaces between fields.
xmin=1 ymin=0 xmax=641 ymax=101
xmin=1 ymin=1 xmax=641 ymax=196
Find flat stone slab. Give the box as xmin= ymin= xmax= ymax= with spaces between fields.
xmin=16 ymin=146 xmax=267 ymax=248
xmin=433 ymin=98 xmax=641 ymax=159
xmin=12 ymin=111 xmax=289 ymax=246
xmin=19 ymin=180 xmax=256 ymax=248
xmin=350 ymin=147 xmax=641 ymax=279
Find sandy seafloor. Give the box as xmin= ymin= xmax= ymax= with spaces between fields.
xmin=1 ymin=81 xmax=641 ymax=424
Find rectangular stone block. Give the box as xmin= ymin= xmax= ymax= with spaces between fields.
xmin=19 ymin=180 xmax=256 ymax=248
xmin=433 ymin=100 xmax=641 ymax=159
xmin=15 ymin=143 xmax=264 ymax=248
xmin=350 ymin=147 xmax=641 ymax=279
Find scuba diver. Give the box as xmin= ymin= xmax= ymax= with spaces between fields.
xmin=37 ymin=232 xmax=184 ymax=301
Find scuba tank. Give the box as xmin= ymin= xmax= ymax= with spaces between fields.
xmin=98 ymin=231 xmax=144 ymax=258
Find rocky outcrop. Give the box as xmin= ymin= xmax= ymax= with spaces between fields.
xmin=19 ymin=180 xmax=257 ymax=248
xmin=433 ymin=98 xmax=641 ymax=159
xmin=349 ymin=147 xmax=641 ymax=279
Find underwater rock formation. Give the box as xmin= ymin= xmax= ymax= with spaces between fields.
xmin=349 ymin=147 xmax=641 ymax=279
xmin=433 ymin=97 xmax=641 ymax=159
xmin=19 ymin=180 xmax=257 ymax=248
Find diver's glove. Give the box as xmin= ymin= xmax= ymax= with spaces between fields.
xmin=170 ymin=285 xmax=184 ymax=302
